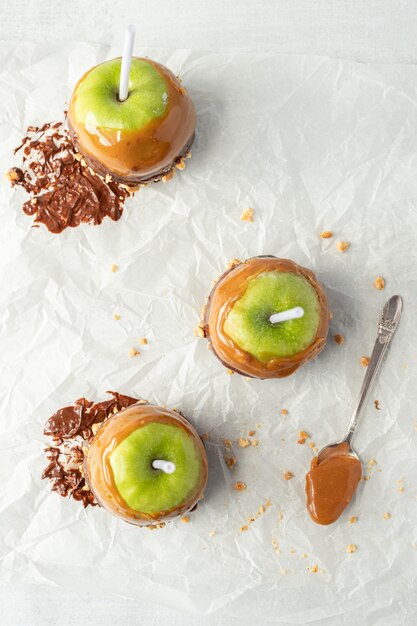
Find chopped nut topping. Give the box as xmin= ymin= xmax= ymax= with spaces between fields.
xmin=360 ymin=356 xmax=370 ymax=367
xmin=374 ymin=276 xmax=385 ymax=290
xmin=248 ymin=430 xmax=255 ymax=437
xmin=194 ymin=325 xmax=205 ymax=338
xmin=111 ymin=264 xmax=118 ymax=273
xmin=226 ymin=369 xmax=235 ymax=375
xmin=284 ymin=471 xmax=294 ymax=480
xmin=228 ymin=258 xmax=241 ymax=269
xmin=368 ymin=458 xmax=377 ymax=466
xmin=383 ymin=512 xmax=391 ymax=519
xmin=161 ymin=171 xmax=174 ymax=183
xmin=113 ymin=314 xmax=120 ymax=321
xmin=176 ymin=158 xmax=186 ymax=170
xmin=223 ymin=439 xmax=232 ymax=447
xmin=105 ymin=174 xmax=112 ymax=183
xmin=139 ymin=337 xmax=148 ymax=345
xmin=281 ymin=408 xmax=288 ymax=416
xmin=128 ymin=347 xmax=140 ymax=358
xmin=258 ymin=505 xmax=265 ymax=514
xmin=374 ymin=400 xmax=380 ymax=410
xmin=320 ymin=231 xmax=333 ymax=239
xmin=201 ymin=432 xmax=209 ymax=441
xmin=238 ymin=438 xmax=251 ymax=448
xmin=346 ymin=544 xmax=357 ymax=554
xmin=91 ymin=423 xmax=101 ymax=435
xmin=334 ymin=333 xmax=345 ymax=345
xmin=349 ymin=516 xmax=358 ymax=524
xmin=310 ymin=564 xmax=319 ymax=573
xmin=6 ymin=167 xmax=24 ymax=183
xmin=233 ymin=481 xmax=247 ymax=491
xmin=240 ymin=207 xmax=254 ymax=223
xmin=251 ymin=439 xmax=259 ymax=447
xmin=181 ymin=516 xmax=190 ymax=523
xmin=208 ymin=530 xmax=216 ymax=537
xmin=299 ymin=430 xmax=310 ymax=440
xmin=336 ymin=240 xmax=350 ymax=253
xmin=297 ymin=437 xmax=306 ymax=445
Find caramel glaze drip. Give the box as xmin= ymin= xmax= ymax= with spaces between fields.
xmin=67 ymin=58 xmax=196 ymax=185
xmin=42 ymin=392 xmax=138 ymax=507
xmin=9 ymin=122 xmax=130 ymax=234
xmin=84 ymin=404 xmax=208 ymax=526
xmin=204 ymin=256 xmax=330 ymax=379
xmin=306 ymin=442 xmax=362 ymax=525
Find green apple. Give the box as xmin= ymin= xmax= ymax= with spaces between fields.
xmin=110 ymin=423 xmax=203 ymax=514
xmin=223 ymin=271 xmax=320 ymax=362
xmin=71 ymin=58 xmax=168 ymax=131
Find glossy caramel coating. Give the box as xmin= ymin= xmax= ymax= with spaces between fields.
xmin=306 ymin=442 xmax=362 ymax=525
xmin=68 ymin=58 xmax=196 ymax=185
xmin=203 ymin=256 xmax=330 ymax=379
xmin=84 ymin=403 xmax=208 ymax=526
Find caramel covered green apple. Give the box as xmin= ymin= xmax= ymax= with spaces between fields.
xmin=203 ymin=256 xmax=330 ymax=378
xmin=67 ymin=57 xmax=196 ymax=185
xmin=84 ymin=402 xmax=208 ymax=525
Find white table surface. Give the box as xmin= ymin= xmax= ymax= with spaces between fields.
xmin=1 ymin=1 xmax=417 ymax=624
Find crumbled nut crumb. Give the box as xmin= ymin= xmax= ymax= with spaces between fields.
xmin=334 ymin=333 xmax=345 ymax=345
xmin=397 ymin=477 xmax=405 ymax=492
xmin=374 ymin=400 xmax=380 ymax=410
xmin=238 ymin=438 xmax=251 ymax=448
xmin=346 ymin=544 xmax=357 ymax=553
xmin=251 ymin=439 xmax=259 ymax=447
xmin=161 ymin=171 xmax=174 ymax=183
xmin=176 ymin=158 xmax=186 ymax=170
xmin=139 ymin=338 xmax=148 ymax=345
xmin=368 ymin=459 xmax=377 ymax=466
xmin=226 ymin=369 xmax=235 ymax=375
xmin=308 ymin=441 xmax=316 ymax=449
xmin=360 ymin=356 xmax=370 ymax=367
xmin=336 ymin=241 xmax=350 ymax=253
xmin=208 ymin=530 xmax=216 ymax=537
xmin=201 ymin=432 xmax=209 ymax=441
xmin=111 ymin=264 xmax=118 ymax=273
xmin=223 ymin=439 xmax=232 ymax=447
xmin=228 ymin=258 xmax=241 ymax=269
xmin=128 ymin=347 xmax=140 ymax=358
xmin=80 ymin=159 xmax=87 ymax=168
xmin=310 ymin=564 xmax=319 ymax=573
xmin=240 ymin=207 xmax=254 ymax=223
xmin=225 ymin=456 xmax=236 ymax=470
xmin=239 ymin=525 xmax=248 ymax=532
xmin=320 ymin=231 xmax=333 ymax=239
xmin=297 ymin=437 xmax=306 ymax=445
xmin=272 ymin=538 xmax=280 ymax=554
xmin=383 ymin=512 xmax=391 ymax=519
xmin=105 ymin=174 xmax=112 ymax=183
xmin=349 ymin=516 xmax=358 ymax=524
xmin=284 ymin=471 xmax=294 ymax=480
xmin=233 ymin=481 xmax=247 ymax=491
xmin=82 ymin=484 xmax=90 ymax=491
xmin=299 ymin=430 xmax=310 ymax=440
xmin=194 ymin=325 xmax=205 ymax=338
xmin=258 ymin=505 xmax=265 ymax=514
xmin=248 ymin=430 xmax=255 ymax=437
xmin=281 ymin=409 xmax=288 ymax=416
xmin=82 ymin=446 xmax=88 ymax=455
xmin=113 ymin=314 xmax=120 ymax=321
xmin=374 ymin=276 xmax=385 ymax=291
xmin=181 ymin=516 xmax=190 ymax=523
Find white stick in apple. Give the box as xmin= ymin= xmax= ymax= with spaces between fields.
xmin=269 ymin=307 xmax=305 ymax=324
xmin=119 ymin=24 xmax=136 ymax=102
xmin=152 ymin=459 xmax=176 ymax=474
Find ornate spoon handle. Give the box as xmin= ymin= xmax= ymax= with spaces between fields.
xmin=345 ymin=295 xmax=403 ymax=444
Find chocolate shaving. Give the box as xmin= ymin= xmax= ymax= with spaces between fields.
xmin=42 ymin=391 xmax=139 ymax=507
xmin=8 ymin=121 xmax=131 ymax=233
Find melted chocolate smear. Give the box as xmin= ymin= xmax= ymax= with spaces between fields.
xmin=8 ymin=121 xmax=131 ymax=234
xmin=42 ymin=391 xmax=139 ymax=507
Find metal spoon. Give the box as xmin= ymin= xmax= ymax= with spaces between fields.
xmin=316 ymin=295 xmax=403 ymax=465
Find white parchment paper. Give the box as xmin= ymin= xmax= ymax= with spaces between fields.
xmin=1 ymin=42 xmax=417 ymax=623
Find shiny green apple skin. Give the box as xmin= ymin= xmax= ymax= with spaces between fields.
xmin=110 ymin=423 xmax=203 ymax=514
xmin=71 ymin=58 xmax=168 ymax=131
xmin=223 ymin=271 xmax=321 ymax=362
